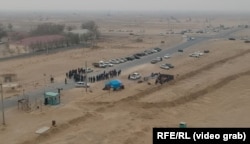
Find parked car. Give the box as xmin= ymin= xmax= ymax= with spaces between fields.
xmin=178 ymin=49 xmax=184 ymax=52
xmin=109 ymin=59 xmax=120 ymax=64
xmin=163 ymin=54 xmax=171 ymax=59
xmin=129 ymin=72 xmax=141 ymax=80
xmin=84 ymin=68 xmax=94 ymax=73
xmin=194 ymin=51 xmax=204 ymax=56
xmin=144 ymin=50 xmax=153 ymax=55
xmin=125 ymin=56 xmax=135 ymax=61
xmin=117 ymin=58 xmax=125 ymax=63
xmin=120 ymin=58 xmax=128 ymax=62
xmin=104 ymin=62 xmax=114 ymax=67
xmin=165 ymin=63 xmax=174 ymax=68
xmin=136 ymin=52 xmax=146 ymax=57
xmin=153 ymin=47 xmax=162 ymax=52
xmin=133 ymin=54 xmax=141 ymax=59
xmin=92 ymin=61 xmax=107 ymax=68
xmin=150 ymin=49 xmax=158 ymax=53
xmin=188 ymin=37 xmax=195 ymax=41
xmin=151 ymin=59 xmax=158 ymax=64
xmin=151 ymin=57 xmax=162 ymax=64
xmin=190 ymin=51 xmax=204 ymax=58
xmin=75 ymin=81 xmax=90 ymax=88
xmin=204 ymin=50 xmax=210 ymax=53
xmin=189 ymin=53 xmax=200 ymax=58
xmin=160 ymin=64 xmax=170 ymax=70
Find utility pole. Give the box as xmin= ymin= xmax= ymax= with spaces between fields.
xmin=23 ymin=89 xmax=25 ymax=99
xmin=57 ymin=88 xmax=63 ymax=104
xmin=43 ymin=73 xmax=46 ymax=94
xmin=85 ymin=61 xmax=88 ymax=93
xmin=0 ymin=83 xmax=6 ymax=125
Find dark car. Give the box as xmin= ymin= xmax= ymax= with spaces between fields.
xmin=125 ymin=56 xmax=135 ymax=61
xmin=153 ymin=47 xmax=162 ymax=52
xmin=137 ymin=52 xmax=146 ymax=56
xmin=133 ymin=54 xmax=141 ymax=59
xmin=144 ymin=50 xmax=153 ymax=55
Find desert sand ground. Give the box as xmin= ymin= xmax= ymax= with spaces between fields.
xmin=0 ymin=12 xmax=250 ymax=144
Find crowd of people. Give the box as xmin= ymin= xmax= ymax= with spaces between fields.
xmin=66 ymin=68 xmax=122 ymax=83
xmin=88 ymin=69 xmax=121 ymax=83
xmin=66 ymin=68 xmax=86 ymax=82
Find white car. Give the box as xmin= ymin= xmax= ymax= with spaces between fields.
xmin=151 ymin=57 xmax=163 ymax=64
xmin=190 ymin=51 xmax=204 ymax=58
xmin=150 ymin=49 xmax=158 ymax=53
xmin=189 ymin=53 xmax=200 ymax=58
xmin=129 ymin=72 xmax=141 ymax=80
xmin=84 ymin=68 xmax=93 ymax=73
xmin=104 ymin=62 xmax=114 ymax=67
xmin=120 ymin=58 xmax=128 ymax=62
xmin=163 ymin=54 xmax=171 ymax=59
xmin=117 ymin=58 xmax=125 ymax=63
xmin=75 ymin=81 xmax=90 ymax=88
xmin=194 ymin=51 xmax=204 ymax=56
xmin=160 ymin=64 xmax=170 ymax=70
xmin=109 ymin=59 xmax=120 ymax=64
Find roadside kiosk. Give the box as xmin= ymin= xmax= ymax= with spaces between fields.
xmin=44 ymin=92 xmax=60 ymax=105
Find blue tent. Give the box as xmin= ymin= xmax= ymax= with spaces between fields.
xmin=105 ymin=79 xmax=123 ymax=89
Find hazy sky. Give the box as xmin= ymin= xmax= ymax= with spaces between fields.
xmin=1 ymin=0 xmax=249 ymax=13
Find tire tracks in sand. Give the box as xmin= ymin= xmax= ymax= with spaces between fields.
xmin=137 ymin=70 xmax=250 ymax=109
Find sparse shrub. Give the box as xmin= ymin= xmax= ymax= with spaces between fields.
xmin=135 ymin=38 xmax=143 ymax=42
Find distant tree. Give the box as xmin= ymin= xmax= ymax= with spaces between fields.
xmin=29 ymin=43 xmax=35 ymax=53
xmin=8 ymin=23 xmax=13 ymax=32
xmin=80 ymin=32 xmax=94 ymax=43
xmin=30 ymin=23 xmax=65 ymax=36
xmin=81 ymin=21 xmax=100 ymax=47
xmin=81 ymin=21 xmax=100 ymax=38
xmin=135 ymin=38 xmax=143 ymax=42
xmin=0 ymin=23 xmax=7 ymax=40
xmin=11 ymin=32 xmax=25 ymax=41
xmin=65 ymin=33 xmax=80 ymax=45
xmin=66 ymin=26 xmax=73 ymax=32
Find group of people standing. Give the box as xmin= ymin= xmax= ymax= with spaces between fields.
xmin=65 ymin=68 xmax=122 ymax=84
xmin=88 ymin=69 xmax=122 ymax=83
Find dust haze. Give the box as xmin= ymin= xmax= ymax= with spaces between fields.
xmin=0 ymin=7 xmax=250 ymax=144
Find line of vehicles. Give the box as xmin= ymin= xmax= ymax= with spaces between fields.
xmin=128 ymin=49 xmax=209 ymax=80
xmin=79 ymin=47 xmax=210 ymax=86
xmin=149 ymin=52 xmax=174 ymax=70
xmin=92 ymin=47 xmax=163 ymax=68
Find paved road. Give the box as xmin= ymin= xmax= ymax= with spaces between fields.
xmin=0 ymin=27 xmax=243 ymax=110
